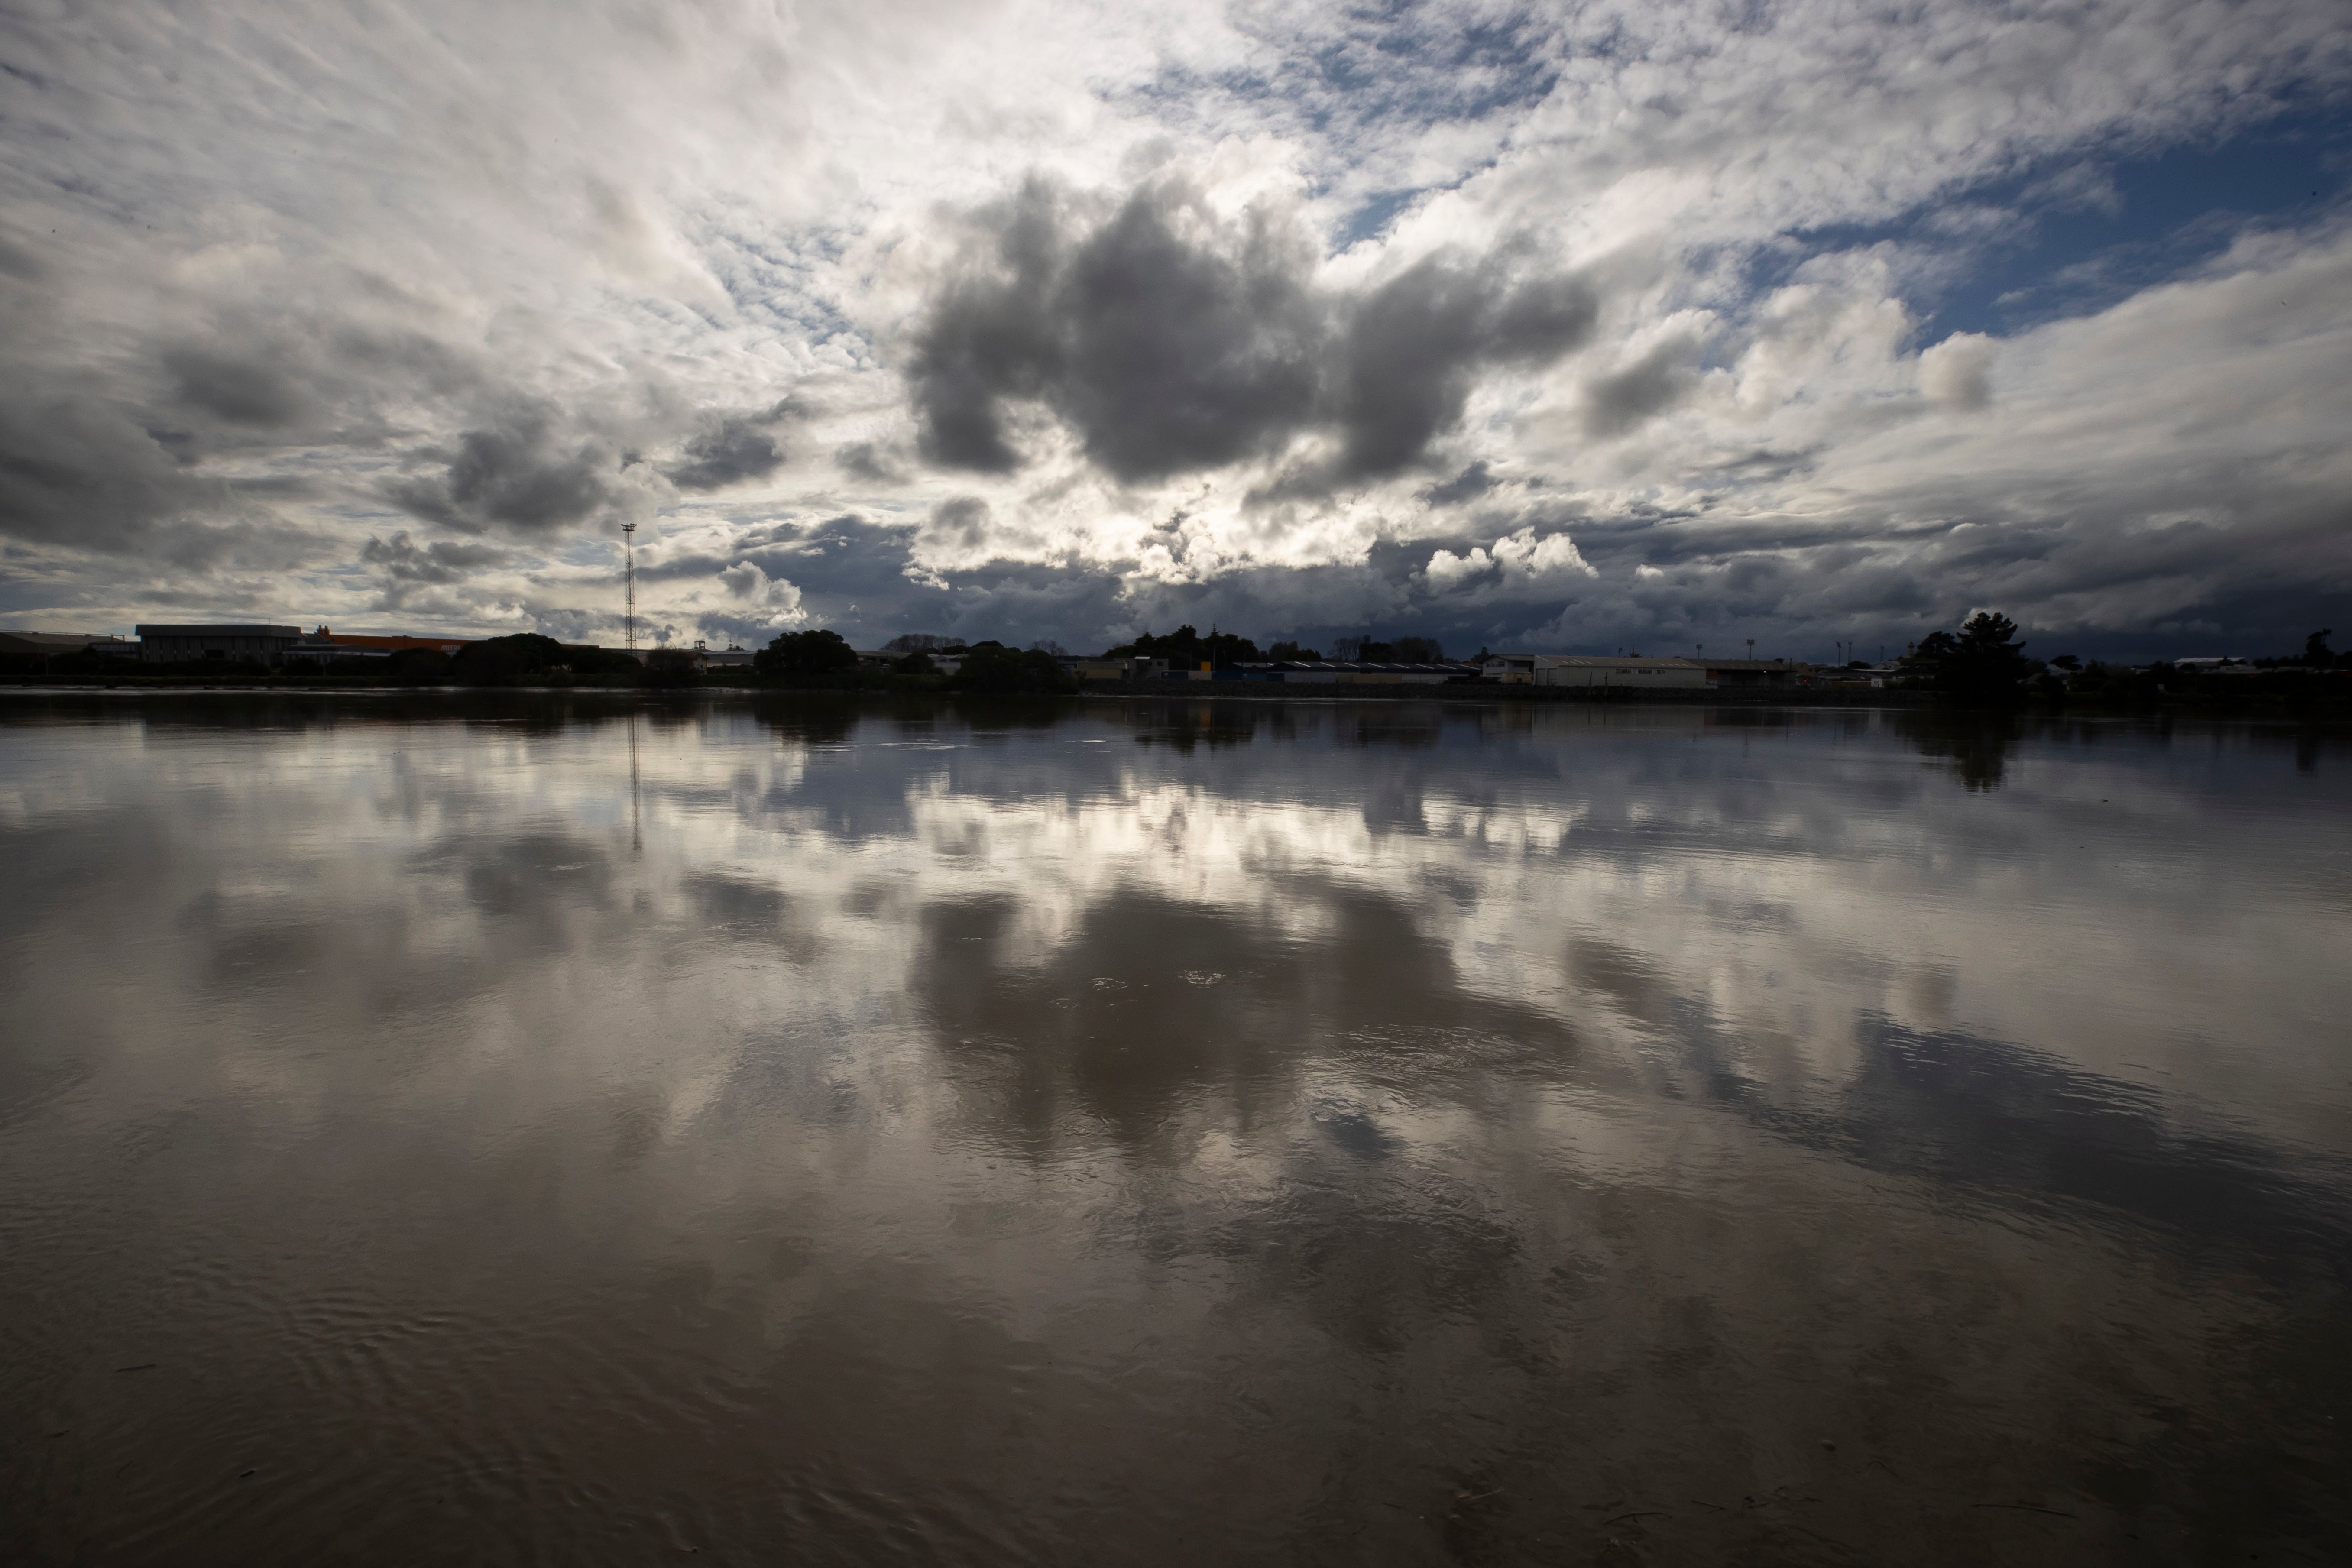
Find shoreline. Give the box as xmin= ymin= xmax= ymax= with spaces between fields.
xmin=1 ymin=677 xmax=1931 ymax=707
xmin=5 ymin=681 xmax=2326 ymax=719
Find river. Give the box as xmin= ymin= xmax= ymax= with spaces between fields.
xmin=2 ymin=693 xmax=2346 ymax=1564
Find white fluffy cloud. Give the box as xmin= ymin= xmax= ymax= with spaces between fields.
xmin=716 ymin=561 xmax=806 ymax=622
xmin=1425 ymin=528 xmax=1597 ymax=595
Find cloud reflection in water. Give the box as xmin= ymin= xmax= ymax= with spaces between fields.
xmin=0 ymin=693 xmax=2347 ymax=1563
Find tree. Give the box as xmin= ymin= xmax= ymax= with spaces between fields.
xmin=451 ymin=632 xmax=569 ymax=686
xmin=2307 ymin=629 xmax=2335 ymax=667
xmin=1101 ymin=624 xmax=1260 ymax=667
xmin=755 ymin=628 xmax=859 ymax=681
xmin=1327 ymin=634 xmax=1441 ymax=663
xmin=570 ymin=646 xmax=644 ymax=679
xmin=385 ymin=646 xmax=454 ymax=683
xmin=1911 ymin=631 xmax=1960 ymax=663
xmin=1266 ymin=640 xmax=1323 ymax=661
xmin=1928 ymin=612 xmax=2035 ymax=706
xmin=891 ymin=650 xmax=937 ymax=675
xmin=643 ymin=648 xmax=701 ymax=687
xmin=950 ymin=641 xmax=1079 ymax=693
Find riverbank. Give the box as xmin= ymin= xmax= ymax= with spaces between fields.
xmin=1108 ymin=677 xmax=1934 ymax=705
xmin=7 ymin=672 xmax=2344 ymax=716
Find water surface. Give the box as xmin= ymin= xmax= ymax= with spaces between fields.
xmin=2 ymin=694 xmax=2348 ymax=1564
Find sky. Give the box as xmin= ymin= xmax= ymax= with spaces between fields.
xmin=2 ymin=0 xmax=2348 ymax=662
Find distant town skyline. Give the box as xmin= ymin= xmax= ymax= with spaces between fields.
xmin=2 ymin=0 xmax=2348 ymax=662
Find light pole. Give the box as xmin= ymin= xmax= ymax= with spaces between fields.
xmin=622 ymin=521 xmax=638 ymax=653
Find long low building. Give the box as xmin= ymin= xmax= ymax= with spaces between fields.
xmin=1477 ymin=654 xmax=1816 ymax=688
xmin=313 ymin=628 xmax=470 ymax=655
xmin=0 ymin=631 xmax=136 ymax=661
xmin=135 ymin=624 xmax=304 ymax=665
xmin=1221 ymin=660 xmax=1482 ymax=684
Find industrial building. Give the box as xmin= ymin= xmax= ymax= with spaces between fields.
xmin=1474 ymin=654 xmax=1815 ymax=688
xmin=1219 ymin=660 xmax=1482 ymax=684
xmin=307 ymin=628 xmax=469 ymax=659
xmin=0 ymin=631 xmax=135 ymax=664
xmin=134 ymin=624 xmax=304 ymax=665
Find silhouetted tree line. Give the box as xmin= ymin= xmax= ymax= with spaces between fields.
xmin=1090 ymin=625 xmax=1448 ymax=666
xmin=1898 ymin=613 xmax=2349 ymax=712
xmin=949 ymin=642 xmax=1079 ymax=693
xmin=1101 ymin=625 xmax=1264 ymax=667
xmin=754 ymin=628 xmax=859 ymax=679
xmin=748 ymin=629 xmax=1076 ymax=693
xmin=1330 ymin=635 xmax=1446 ymax=662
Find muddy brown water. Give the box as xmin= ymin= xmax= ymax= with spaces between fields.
xmin=2 ymin=693 xmax=2347 ymax=1565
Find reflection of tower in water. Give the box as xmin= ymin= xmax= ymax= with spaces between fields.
xmin=623 ymin=520 xmax=644 ymax=854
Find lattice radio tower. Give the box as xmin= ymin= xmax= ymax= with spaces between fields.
xmin=621 ymin=521 xmax=638 ymax=652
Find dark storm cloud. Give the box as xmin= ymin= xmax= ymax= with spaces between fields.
xmin=834 ymin=441 xmax=909 ymax=483
xmin=1582 ymin=339 xmax=1698 ymax=436
xmin=0 ymin=386 xmax=204 ymax=552
xmin=1333 ymin=258 xmax=1596 ymax=475
xmin=163 ymin=347 xmax=312 ymax=428
xmin=360 ymin=531 xmax=512 ymax=586
xmin=0 ymin=233 xmax=47 ymax=283
xmin=907 ymin=175 xmax=1596 ymax=487
xmin=387 ymin=403 xmax=619 ymax=533
xmin=910 ymin=177 xmax=1321 ymax=479
xmin=683 ymin=510 xmax=1135 ymax=654
xmin=664 ymin=405 xmax=788 ymax=491
xmin=927 ymin=496 xmax=994 ymax=549
xmin=1420 ymin=460 xmax=1497 ymax=507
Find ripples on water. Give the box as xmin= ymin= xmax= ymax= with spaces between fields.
xmin=1 ymin=693 xmax=2347 ymax=1564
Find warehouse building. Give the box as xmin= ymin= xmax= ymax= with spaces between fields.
xmin=1475 ymin=654 xmax=1813 ymax=688
xmin=0 ymin=630 xmax=136 ymax=664
xmin=134 ymin=624 xmax=304 ymax=665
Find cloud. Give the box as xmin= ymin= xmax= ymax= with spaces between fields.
xmin=0 ymin=0 xmax=2345 ymax=660
xmin=716 ymin=559 xmax=806 ymax=619
xmin=1421 ymin=460 xmax=1497 ymax=507
xmin=1424 ymin=527 xmax=1596 ymax=594
xmin=835 ymin=441 xmax=909 ymax=483
xmin=360 ymin=531 xmax=512 ymax=585
xmin=909 ymin=176 xmax=1324 ymax=479
xmin=0 ymin=390 xmax=201 ymax=552
xmin=1920 ymin=332 xmax=1997 ymax=411
xmin=1333 ymin=257 xmax=1596 ymax=475
xmin=162 ymin=347 xmax=313 ymax=428
xmin=907 ymin=175 xmax=1594 ymax=486
xmin=665 ymin=407 xmax=788 ymax=491
xmin=1582 ymin=337 xmax=1700 ymax=437
xmin=387 ymin=404 xmax=625 ymax=534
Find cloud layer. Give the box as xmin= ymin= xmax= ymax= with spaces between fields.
xmin=1 ymin=0 xmax=2347 ymax=658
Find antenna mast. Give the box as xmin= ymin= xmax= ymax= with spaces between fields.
xmin=622 ymin=521 xmax=638 ymax=652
